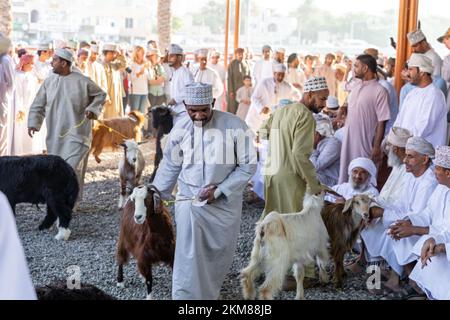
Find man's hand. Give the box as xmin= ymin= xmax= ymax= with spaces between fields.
xmin=369 ymin=206 xmax=384 ymax=221
xmin=85 ymin=111 xmax=96 ymax=120
xmin=28 ymin=127 xmax=39 ymax=138
xmin=198 ymin=185 xmax=218 ymax=204
xmin=389 ymin=220 xmax=414 ymax=240
xmin=421 ymin=238 xmax=436 ymax=268
xmin=371 ymin=146 xmax=383 ymax=165
xmin=261 ymin=107 xmax=270 ymax=115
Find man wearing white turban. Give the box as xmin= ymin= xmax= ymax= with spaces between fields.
xmin=357 ymin=127 xmax=412 ymax=279
xmin=409 ymin=146 xmax=450 ymax=300
xmin=327 ymin=157 xmax=380 ymax=203
xmin=368 ymin=136 xmax=438 ymax=294
xmin=394 ymin=53 xmax=447 ymax=148
xmin=252 ymin=45 xmax=274 ymax=86
xmin=310 ymin=114 xmax=341 ymax=187
xmin=0 ymin=192 xmax=37 ymax=300
xmin=193 ymin=49 xmax=224 ymax=110
xmin=167 ymin=44 xmax=194 ymax=125
xmin=28 ymin=48 xmax=106 ymax=206
xmin=407 ymin=29 xmax=443 ymax=78
xmin=245 ymin=62 xmax=300 ymax=134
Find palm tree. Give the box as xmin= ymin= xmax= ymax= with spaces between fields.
xmin=157 ymin=0 xmax=172 ymax=52
xmin=0 ymin=0 xmax=12 ymax=37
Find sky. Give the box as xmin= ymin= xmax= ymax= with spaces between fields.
xmin=173 ymin=0 xmax=450 ymax=17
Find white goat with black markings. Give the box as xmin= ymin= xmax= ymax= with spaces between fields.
xmin=241 ymin=192 xmax=330 ymax=300
xmin=118 ymin=140 xmax=146 ymax=209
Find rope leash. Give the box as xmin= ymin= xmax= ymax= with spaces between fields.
xmin=162 ymin=197 xmax=196 ymax=206
xmin=96 ymin=121 xmax=132 ymax=140
xmin=59 ymin=118 xmax=87 ymax=138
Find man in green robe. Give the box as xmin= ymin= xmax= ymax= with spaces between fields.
xmin=227 ymin=48 xmax=251 ymax=114
xmin=258 ymin=76 xmax=329 ymax=288
xmin=259 ymin=76 xmax=329 ymax=218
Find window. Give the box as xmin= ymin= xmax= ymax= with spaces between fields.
xmin=30 ymin=10 xmax=39 ymax=23
xmin=125 ymin=18 xmax=134 ymax=29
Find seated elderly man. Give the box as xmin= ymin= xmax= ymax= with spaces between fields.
xmin=350 ymin=127 xmax=413 ymax=274
xmin=368 ymin=137 xmax=438 ymax=296
xmin=310 ymin=114 xmax=341 ymax=187
xmin=327 ymin=157 xmax=379 ymax=204
xmin=406 ymin=146 xmax=450 ymax=300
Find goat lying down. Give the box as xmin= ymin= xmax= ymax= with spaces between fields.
xmin=241 ymin=192 xmax=330 ymax=300
xmin=116 ymin=185 xmax=175 ymax=300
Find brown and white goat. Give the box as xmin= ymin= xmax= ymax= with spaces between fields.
xmin=116 ymin=185 xmax=175 ymax=300
xmin=118 ymin=140 xmax=146 ymax=209
xmin=321 ymin=194 xmax=372 ymax=288
xmin=241 ymin=192 xmax=330 ymax=300
xmin=91 ymin=111 xmax=145 ymax=163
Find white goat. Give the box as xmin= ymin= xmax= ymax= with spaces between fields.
xmin=118 ymin=140 xmax=146 ymax=209
xmin=241 ymin=192 xmax=330 ymax=300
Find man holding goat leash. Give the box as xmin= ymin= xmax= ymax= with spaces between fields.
xmin=152 ymin=83 xmax=257 ymax=300
xmin=28 ymin=48 xmax=106 ymax=203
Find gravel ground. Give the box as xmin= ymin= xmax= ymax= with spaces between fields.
xmin=16 ymin=140 xmax=376 ymax=300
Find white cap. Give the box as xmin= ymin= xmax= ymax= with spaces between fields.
xmin=55 ymin=48 xmax=74 ymax=63
xmin=408 ymin=53 xmax=434 ymax=74
xmin=326 ymin=96 xmax=339 ymax=109
xmin=407 ymin=29 xmax=426 ymax=45
xmin=272 ymin=62 xmax=287 ymax=73
xmin=103 ymin=43 xmax=118 ymax=52
xmin=169 ymin=44 xmax=183 ymax=55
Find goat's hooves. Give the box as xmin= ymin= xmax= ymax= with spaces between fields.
xmin=55 ymin=228 xmax=71 ymax=241
xmin=95 ymin=157 xmax=101 ymax=164
xmin=146 ymin=293 xmax=153 ymax=300
xmin=117 ymin=282 xmax=125 ymax=288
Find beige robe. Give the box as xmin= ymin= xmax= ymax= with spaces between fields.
xmin=102 ymin=55 xmax=126 ymax=119
xmin=28 ymin=72 xmax=106 ymax=199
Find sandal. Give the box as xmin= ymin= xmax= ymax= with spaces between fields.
xmin=382 ymin=284 xmax=427 ymax=300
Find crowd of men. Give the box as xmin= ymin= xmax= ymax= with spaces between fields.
xmin=1 ymin=26 xmax=450 ymax=300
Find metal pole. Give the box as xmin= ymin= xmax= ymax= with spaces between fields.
xmin=394 ymin=0 xmax=419 ymax=95
xmin=234 ymin=0 xmax=241 ymax=53
xmin=224 ymin=0 xmax=230 ymax=68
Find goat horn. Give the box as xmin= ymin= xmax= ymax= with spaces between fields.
xmin=138 ymin=140 xmax=150 ymax=145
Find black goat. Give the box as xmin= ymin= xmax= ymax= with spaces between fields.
xmin=0 ymin=155 xmax=79 ymax=240
xmin=148 ymin=105 xmax=173 ymax=182
xmin=36 ymin=282 xmax=115 ymax=300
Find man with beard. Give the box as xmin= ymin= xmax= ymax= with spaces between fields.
xmin=349 ymin=127 xmax=412 ymax=275
xmin=258 ymin=77 xmax=328 ymax=288
xmin=394 ymin=53 xmax=447 ymax=148
xmin=339 ymin=54 xmax=390 ymax=184
xmin=327 ymin=157 xmax=380 ymax=203
xmin=366 ymin=137 xmax=438 ymax=295
xmin=152 ymin=83 xmax=257 ymax=299
xmin=259 ymin=77 xmax=329 ymax=218
xmin=167 ymin=44 xmax=194 ymax=125
xmin=245 ymin=62 xmax=300 ymax=134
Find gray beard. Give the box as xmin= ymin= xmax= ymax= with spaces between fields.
xmin=351 ymin=179 xmax=370 ymax=191
xmin=387 ymin=149 xmax=402 ymax=169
